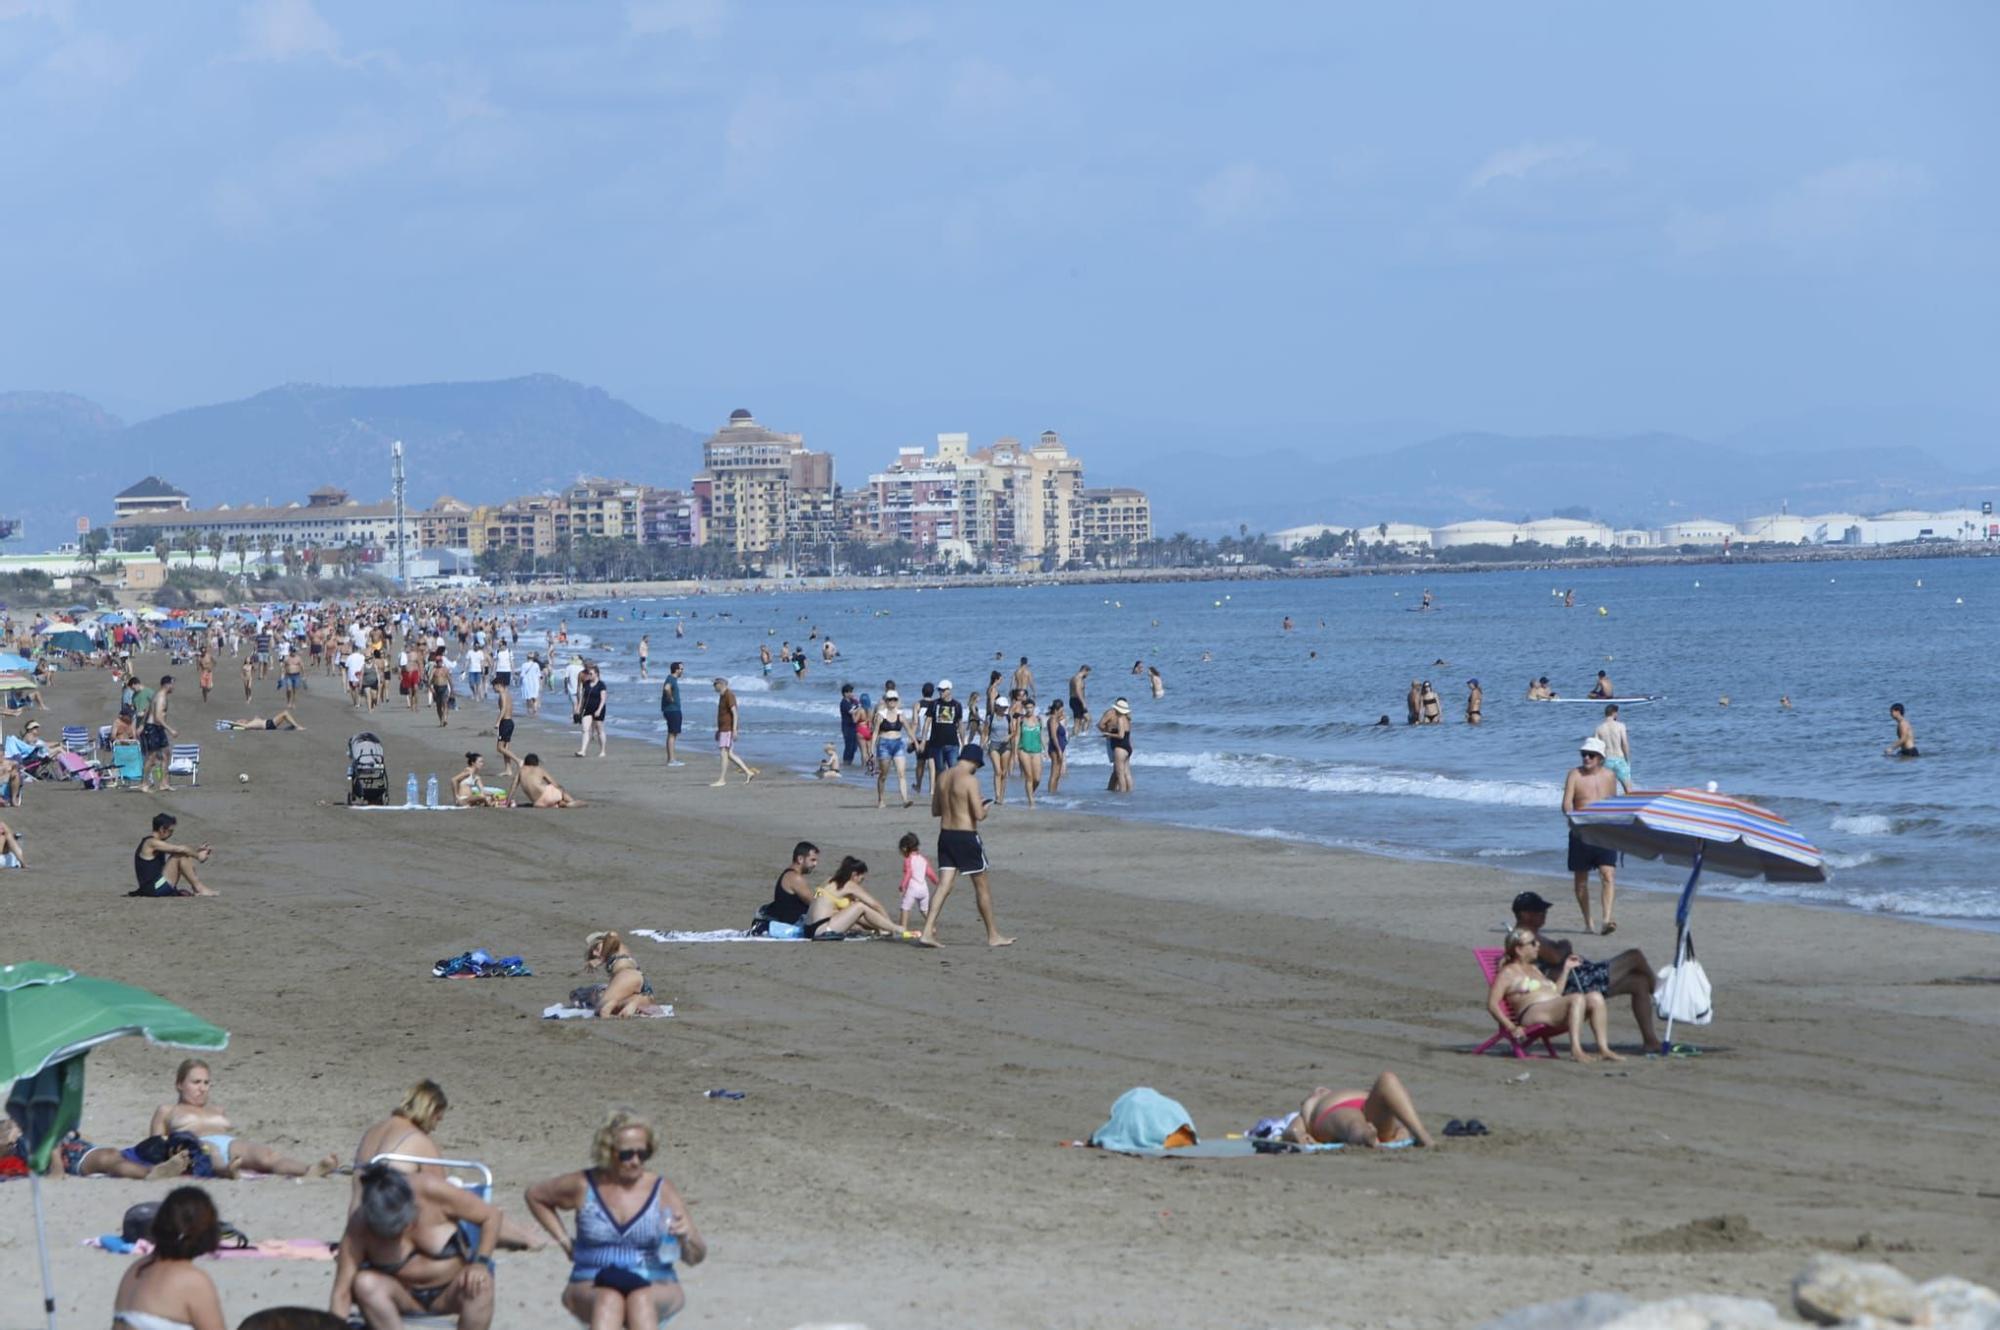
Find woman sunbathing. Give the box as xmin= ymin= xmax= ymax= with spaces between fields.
xmin=806 ymin=856 xmax=906 ymax=938
xmin=148 ymin=1059 xmax=340 ymax=1178
xmin=1487 ymin=927 xmax=1624 ymax=1063
xmin=1285 ymin=1071 xmax=1434 ymax=1148
xmin=584 ymin=932 xmax=665 ymax=1018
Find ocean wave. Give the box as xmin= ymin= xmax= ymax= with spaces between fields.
xmin=1474 ymin=847 xmax=1538 ymax=858
xmin=1822 ymin=849 xmax=1881 ymax=870
xmin=1712 ymin=879 xmax=2000 ymax=922
xmin=1064 ymin=747 xmax=1557 ymax=807
xmin=1830 ymin=814 xmax=1896 ymax=836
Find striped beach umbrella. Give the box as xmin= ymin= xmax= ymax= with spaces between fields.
xmin=1568 ymin=788 xmax=1825 ymax=1052
xmin=1567 ymin=787 xmax=1826 ymax=886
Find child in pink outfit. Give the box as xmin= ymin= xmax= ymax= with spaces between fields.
xmin=897 ymin=832 xmax=937 ymax=931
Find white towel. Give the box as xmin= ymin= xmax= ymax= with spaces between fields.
xmin=632 ymin=928 xmax=764 ymax=943
xmin=541 ymin=1003 xmax=675 ymax=1020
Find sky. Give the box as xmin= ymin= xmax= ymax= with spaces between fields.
xmin=3 ymin=0 xmax=1996 ymax=461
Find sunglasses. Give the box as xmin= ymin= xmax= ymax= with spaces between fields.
xmin=616 ymin=1147 xmax=653 ymax=1163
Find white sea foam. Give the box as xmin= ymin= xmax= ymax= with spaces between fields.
xmin=1831 ymin=814 xmax=1896 ymax=836
xmin=1822 ymin=849 xmax=1880 ymax=870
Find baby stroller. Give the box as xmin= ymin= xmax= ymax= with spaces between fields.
xmin=346 ymin=732 xmax=388 ymax=806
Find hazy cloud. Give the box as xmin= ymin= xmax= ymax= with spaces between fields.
xmin=238 ymin=0 xmax=340 ymax=62
xmin=1462 ymin=139 xmax=1613 ymax=195
xmin=1195 ymin=162 xmax=1289 ymax=228
xmin=1669 ymin=158 xmax=1931 ymax=259
xmin=627 ymin=0 xmax=726 ymax=40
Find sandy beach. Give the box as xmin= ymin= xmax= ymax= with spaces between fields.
xmin=4 ymin=657 xmax=1997 ymax=1329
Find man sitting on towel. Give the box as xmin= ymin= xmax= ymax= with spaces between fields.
xmin=1509 ymin=891 xmax=1658 ymax=1049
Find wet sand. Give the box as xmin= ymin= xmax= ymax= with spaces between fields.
xmin=3 ymin=657 xmax=1997 ymax=1328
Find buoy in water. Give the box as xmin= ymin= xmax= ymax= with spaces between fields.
xmin=1598 ymin=607 xmax=1608 ymax=616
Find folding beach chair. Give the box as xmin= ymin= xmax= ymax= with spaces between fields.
xmin=61 ymin=726 xmax=91 ymax=757
xmin=111 ymin=742 xmax=143 ymax=785
xmin=167 ymin=743 xmax=201 ymax=786
xmin=97 ymin=724 xmax=113 ymax=755
xmin=1467 ymin=947 xmax=1561 ymax=1059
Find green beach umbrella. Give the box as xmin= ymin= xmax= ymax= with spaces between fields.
xmin=0 ymin=961 xmax=230 ymax=1085
xmin=1 ymin=962 xmax=228 ymax=1330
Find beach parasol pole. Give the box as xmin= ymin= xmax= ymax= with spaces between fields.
xmin=30 ymin=1170 xmax=56 ymax=1329
xmin=1661 ymin=843 xmax=1705 ymax=1053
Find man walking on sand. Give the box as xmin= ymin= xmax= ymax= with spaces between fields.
xmin=711 ymin=677 xmax=757 ymax=786
xmin=1563 ymin=737 xmax=1621 ymax=934
xmin=919 ymin=744 xmax=1012 ymax=948
xmin=1594 ymin=704 xmax=1632 ymax=792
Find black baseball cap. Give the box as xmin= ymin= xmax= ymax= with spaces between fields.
xmin=1511 ymin=891 xmax=1554 ymax=915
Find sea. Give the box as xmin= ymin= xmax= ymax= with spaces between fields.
xmin=523 ymin=555 xmax=2000 ymax=930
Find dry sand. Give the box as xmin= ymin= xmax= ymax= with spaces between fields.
xmin=3 ymin=657 xmax=1997 ymax=1329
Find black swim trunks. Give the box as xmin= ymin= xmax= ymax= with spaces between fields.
xmin=1069 ymin=696 xmax=1087 ymax=721
xmin=1567 ymin=830 xmax=1618 ymax=873
xmin=937 ymin=828 xmax=987 ymax=874
xmin=498 ymin=718 xmax=515 ymax=742
xmin=1558 ymin=958 xmax=1612 ymax=994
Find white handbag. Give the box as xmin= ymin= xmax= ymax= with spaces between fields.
xmin=1655 ymin=943 xmax=1714 ymax=1026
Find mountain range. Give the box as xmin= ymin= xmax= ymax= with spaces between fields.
xmin=2 ymin=376 xmax=1995 ymax=548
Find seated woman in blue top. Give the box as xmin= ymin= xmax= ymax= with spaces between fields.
xmin=525 ymin=1110 xmax=706 ymax=1327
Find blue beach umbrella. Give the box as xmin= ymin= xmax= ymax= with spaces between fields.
xmin=0 ymin=652 xmax=35 ymax=672
xmin=1568 ymin=787 xmax=1826 ymax=1051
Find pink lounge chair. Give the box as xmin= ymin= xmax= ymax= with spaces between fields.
xmin=1469 ymin=946 xmax=1560 ymax=1059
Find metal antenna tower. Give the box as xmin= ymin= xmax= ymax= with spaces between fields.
xmin=391 ymin=440 xmax=408 ymax=585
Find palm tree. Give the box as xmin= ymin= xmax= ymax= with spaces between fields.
xmin=205 ymin=532 xmax=225 ymax=569
xmin=228 ymin=535 xmax=248 ymax=575
xmin=257 ymin=534 xmax=277 ymax=573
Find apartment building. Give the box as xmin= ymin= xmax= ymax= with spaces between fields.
xmin=112 ymin=476 xmax=191 ymax=521
xmin=1077 ymin=487 xmax=1154 ymax=558
xmin=694 ymin=409 xmax=834 ymax=565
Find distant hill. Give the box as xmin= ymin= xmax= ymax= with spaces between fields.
xmin=0 ymin=376 xmax=704 ymax=547
xmin=1138 ymin=431 xmax=2000 ymax=536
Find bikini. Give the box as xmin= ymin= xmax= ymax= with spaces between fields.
xmin=361 ymin=1224 xmax=476 ymax=1310
xmin=1308 ymin=1096 xmax=1370 ymax=1141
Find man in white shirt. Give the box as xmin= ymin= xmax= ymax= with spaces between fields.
xmin=519 ymin=655 xmax=544 ymax=716
xmin=464 ymin=646 xmax=486 ymax=701
xmin=344 ymin=648 xmax=366 ymax=706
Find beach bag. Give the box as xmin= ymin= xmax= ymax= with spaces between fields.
xmin=1655 ymin=945 xmax=1714 ymax=1026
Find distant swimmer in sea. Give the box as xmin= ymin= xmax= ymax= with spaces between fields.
xmin=1406 ymin=681 xmax=1422 ymax=726
xmin=1589 ymin=670 xmax=1614 ymax=700
xmin=1465 ymin=679 xmax=1483 ymax=725
xmin=1526 ymin=677 xmax=1556 ymax=701
xmin=1885 ymin=702 xmax=1920 ymax=758
xmin=1148 ymin=665 xmax=1165 ymax=699
xmin=1200 ymin=651 xmax=1213 ymax=662
xmin=1780 ymin=695 xmax=1793 ymax=710
xmin=1374 ymin=715 xmax=1391 ymax=727
xmin=1419 ymin=588 xmax=1433 ymax=611
xmin=1282 ymin=616 xmax=1294 ymax=631
xmin=1419 ymin=681 xmax=1441 ymax=724
xmin=1563 ymin=589 xmax=1575 ymax=608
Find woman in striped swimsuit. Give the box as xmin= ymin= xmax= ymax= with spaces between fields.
xmin=526 ymin=1110 xmax=706 ymax=1326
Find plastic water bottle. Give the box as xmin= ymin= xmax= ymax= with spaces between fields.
xmin=405 ymin=773 xmax=419 ymax=807
xmin=424 ymin=774 xmax=439 ymax=808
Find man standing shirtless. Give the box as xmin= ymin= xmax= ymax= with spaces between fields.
xmin=1885 ymin=702 xmax=1919 ymax=757
xmin=919 ymin=744 xmax=1012 ymax=948
xmin=1067 ymin=664 xmax=1091 ymax=727
xmin=1562 ymin=737 xmax=1621 ymax=934
xmin=1593 ymin=704 xmax=1632 ymax=792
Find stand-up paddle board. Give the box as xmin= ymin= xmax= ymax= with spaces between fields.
xmin=1535 ymin=695 xmax=1663 ymax=705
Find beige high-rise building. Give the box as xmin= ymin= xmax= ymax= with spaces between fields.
xmin=1078 ymin=487 xmax=1154 ymax=560
xmin=694 ymin=409 xmax=834 ymax=566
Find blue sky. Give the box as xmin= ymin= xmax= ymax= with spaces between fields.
xmin=3 ymin=0 xmax=1994 ymax=459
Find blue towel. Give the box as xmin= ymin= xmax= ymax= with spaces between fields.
xmin=1089 ymin=1087 xmax=1195 ymax=1153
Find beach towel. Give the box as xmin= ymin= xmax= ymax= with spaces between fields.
xmin=1090 ymin=1088 xmax=1197 ymax=1154
xmin=86 ymin=1235 xmax=335 ymax=1260
xmin=633 ymin=928 xmax=782 ymax=943
xmin=542 ymin=1003 xmax=674 ymax=1020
